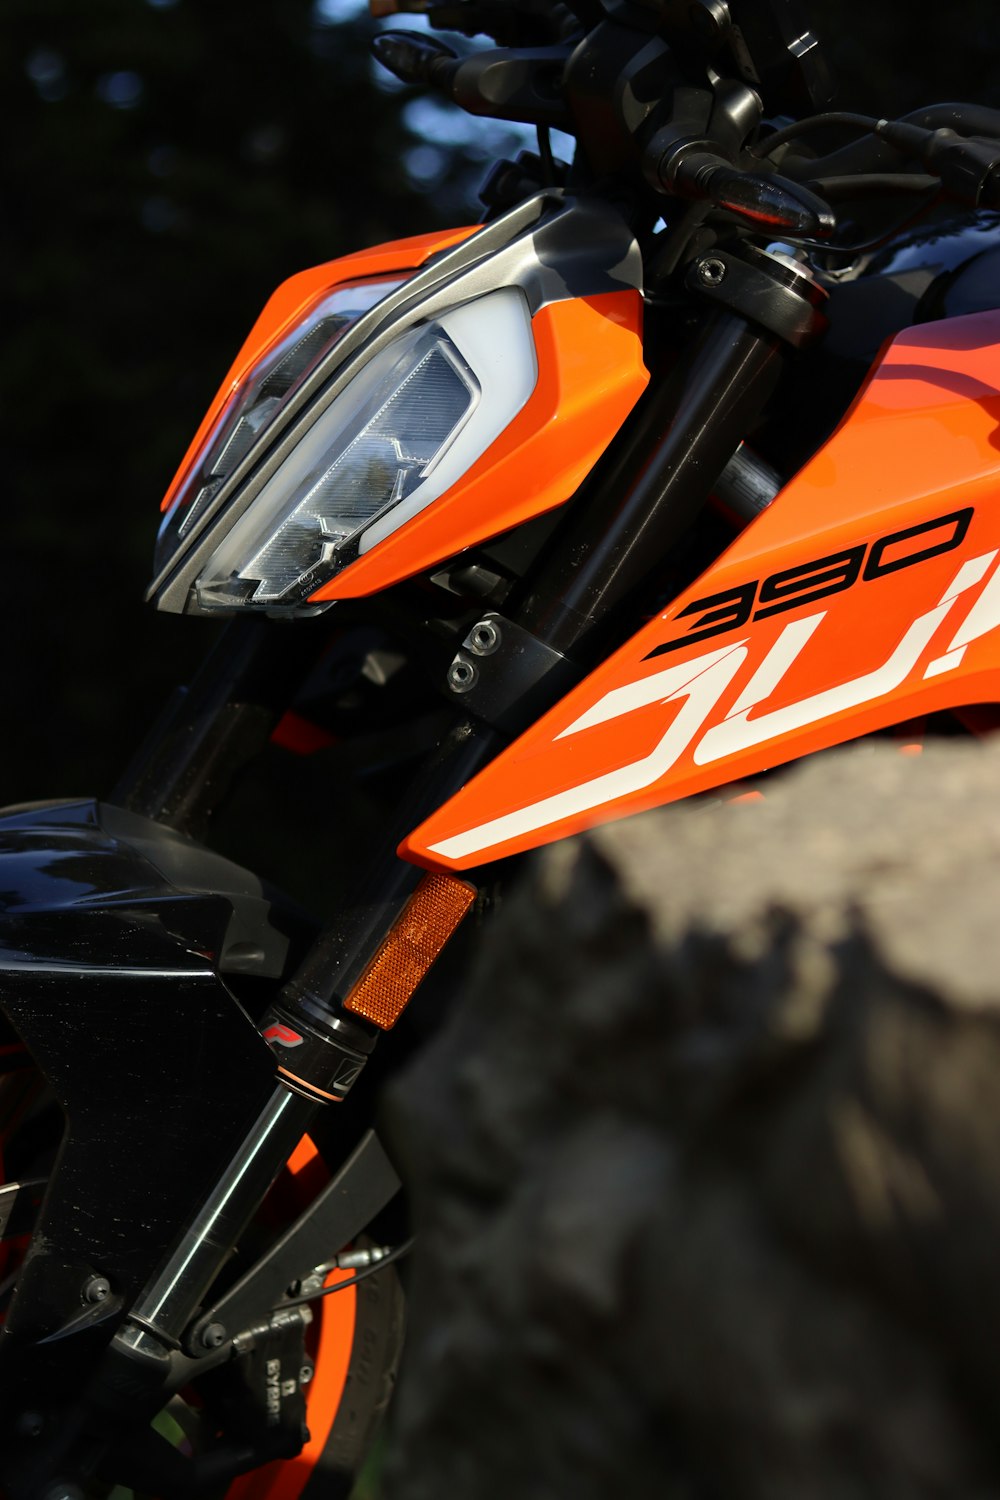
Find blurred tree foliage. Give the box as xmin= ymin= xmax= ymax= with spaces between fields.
xmin=1 ymin=0 xmax=466 ymax=800
xmin=2 ymin=0 xmax=1000 ymax=803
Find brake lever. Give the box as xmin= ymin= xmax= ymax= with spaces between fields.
xmin=370 ymin=30 xmax=460 ymax=89
xmin=370 ymin=0 xmax=583 ymax=45
xmin=372 ymin=30 xmax=573 ymax=128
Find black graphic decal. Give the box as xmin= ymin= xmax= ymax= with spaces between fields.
xmin=754 ymin=546 xmax=865 ymax=620
xmin=863 ymin=508 xmax=972 ymax=580
xmin=644 ymin=583 xmax=757 ymax=659
xmin=646 ymin=507 xmax=976 ymax=658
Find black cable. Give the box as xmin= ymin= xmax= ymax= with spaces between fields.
xmin=753 ymin=111 xmax=882 ymax=160
xmin=647 ymin=200 xmax=714 ymax=283
xmin=776 ymin=104 xmax=1000 ymax=185
xmin=278 ymin=1239 xmax=414 ymax=1309
xmin=791 ymin=183 xmax=942 ymax=258
xmin=806 ymin=172 xmax=940 ymax=199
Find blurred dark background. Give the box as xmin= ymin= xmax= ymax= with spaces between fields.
xmin=3 ymin=0 xmax=1000 ymax=804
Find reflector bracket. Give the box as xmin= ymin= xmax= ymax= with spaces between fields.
xmin=343 ymin=874 xmax=476 ymax=1029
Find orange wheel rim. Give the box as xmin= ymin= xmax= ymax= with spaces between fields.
xmin=227 ymin=1134 xmax=358 ymax=1499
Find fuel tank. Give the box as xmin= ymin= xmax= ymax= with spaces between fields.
xmin=405 ymin=302 xmax=1000 ymax=868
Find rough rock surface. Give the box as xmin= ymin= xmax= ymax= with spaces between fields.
xmin=382 ymin=739 xmax=1000 ymax=1500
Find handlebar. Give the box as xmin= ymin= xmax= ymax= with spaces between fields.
xmin=370 ymin=1 xmax=1000 ymax=243
xmin=372 ymin=30 xmax=573 ymax=129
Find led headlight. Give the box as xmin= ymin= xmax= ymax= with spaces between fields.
xmin=154 ymin=276 xmax=405 ymax=578
xmin=194 ymin=286 xmax=538 ymax=613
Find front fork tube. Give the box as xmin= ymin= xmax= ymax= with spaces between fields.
xmin=91 ymin=719 xmax=498 ymax=1430
xmin=113 ymin=614 xmax=334 ymax=840
xmin=94 ymin=1086 xmax=317 ymax=1416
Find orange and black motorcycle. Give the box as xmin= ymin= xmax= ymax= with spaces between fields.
xmin=4 ymin=0 xmax=1000 ymax=1493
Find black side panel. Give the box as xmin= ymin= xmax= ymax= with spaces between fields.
xmin=0 ymin=799 xmax=287 ymax=1410
xmin=0 ymin=971 xmax=275 ymax=1398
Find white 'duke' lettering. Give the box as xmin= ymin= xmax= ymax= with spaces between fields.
xmin=695 ymin=551 xmax=997 ymax=764
xmin=428 ymin=642 xmax=748 ymax=860
xmin=428 ymin=550 xmax=1000 ymax=862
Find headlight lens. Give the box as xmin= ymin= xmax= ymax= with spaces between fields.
xmin=194 ymin=286 xmax=537 ymax=613
xmin=154 ymin=276 xmax=404 ymax=577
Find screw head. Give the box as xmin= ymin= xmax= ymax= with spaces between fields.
xmin=467 ymin=619 xmax=501 ymax=657
xmin=698 ymin=256 xmax=728 ymax=287
xmin=200 ymin=1322 xmax=228 ymax=1350
xmin=83 ymin=1275 xmax=111 ymax=1304
xmin=299 ymin=1363 xmax=314 ymax=1386
xmin=447 ymin=656 xmax=478 ymax=694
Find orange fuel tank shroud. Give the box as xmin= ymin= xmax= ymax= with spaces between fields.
xmin=308 ymin=290 xmax=650 ymax=600
xmin=160 ymin=226 xmax=481 ymax=514
xmin=403 ymin=308 xmax=1000 ymax=872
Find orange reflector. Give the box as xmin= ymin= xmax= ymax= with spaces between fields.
xmin=343 ymin=873 xmax=476 ymax=1030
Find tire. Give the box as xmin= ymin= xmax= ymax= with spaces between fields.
xmin=381 ymin=738 xmax=1000 ymax=1500
xmin=299 ymin=1263 xmax=404 ymax=1497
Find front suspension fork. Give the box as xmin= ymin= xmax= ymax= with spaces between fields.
xmin=81 ymin=277 xmax=814 ymax=1475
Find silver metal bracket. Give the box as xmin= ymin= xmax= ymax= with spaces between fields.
xmin=445 ymin=612 xmax=580 ymax=735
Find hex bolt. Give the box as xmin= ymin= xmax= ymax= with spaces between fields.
xmin=447 ymin=656 xmax=479 ymax=694
xmin=698 ymin=256 xmax=728 ymax=286
xmin=299 ymin=1364 xmax=314 ymax=1386
xmin=83 ymin=1275 xmax=111 ymax=1304
xmin=200 ymin=1321 xmax=228 ymax=1350
xmin=468 ymin=619 xmax=502 ymax=657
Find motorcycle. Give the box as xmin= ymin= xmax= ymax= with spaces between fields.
xmin=5 ymin=0 xmax=1000 ymax=1493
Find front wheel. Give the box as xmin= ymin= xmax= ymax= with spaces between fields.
xmin=226 ymin=1137 xmax=405 ymax=1500
xmin=0 ymin=1104 xmax=404 ymax=1500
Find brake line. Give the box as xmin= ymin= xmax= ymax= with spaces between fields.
xmin=278 ymin=1238 xmax=415 ymax=1310
xmin=753 ymin=111 xmax=883 ymax=159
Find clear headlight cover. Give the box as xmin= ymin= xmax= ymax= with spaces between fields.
xmin=195 ymin=286 xmax=538 ymax=614
xmin=154 ymin=276 xmax=405 ymax=577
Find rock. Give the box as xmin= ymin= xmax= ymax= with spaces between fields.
xmin=383 ymin=739 xmax=1000 ymax=1499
